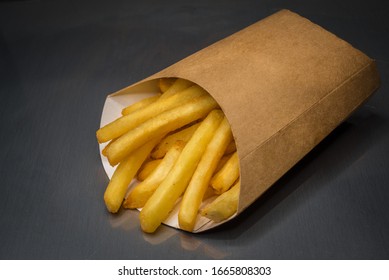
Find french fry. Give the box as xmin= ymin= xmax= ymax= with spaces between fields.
xmin=96 ymin=85 xmax=207 ymax=143
xmin=211 ymin=151 xmax=240 ymax=194
xmin=101 ymin=138 xmax=116 ymax=157
xmin=123 ymin=143 xmax=183 ymax=209
xmin=179 ymin=116 xmax=233 ymax=231
xmin=106 ymin=94 xmax=219 ymax=166
xmin=103 ymin=137 xmax=162 ymax=213
xmin=139 ymin=110 xmax=224 ymax=233
xmin=200 ymin=181 xmax=240 ymax=223
xmin=122 ymin=95 xmax=160 ymax=116
xmin=137 ymin=159 xmax=162 ymax=181
xmin=158 ymin=78 xmax=176 ymax=92
xmin=150 ymin=122 xmax=201 ymax=159
xmin=98 ymin=79 xmax=241 ymax=232
xmin=159 ymin=78 xmax=193 ymax=100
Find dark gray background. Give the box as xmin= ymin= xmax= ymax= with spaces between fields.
xmin=1 ymin=0 xmax=388 ymax=259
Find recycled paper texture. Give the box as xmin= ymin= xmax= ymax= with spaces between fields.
xmin=99 ymin=10 xmax=380 ymax=232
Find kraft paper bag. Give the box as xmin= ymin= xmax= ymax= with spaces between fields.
xmin=99 ymin=10 xmax=380 ymax=232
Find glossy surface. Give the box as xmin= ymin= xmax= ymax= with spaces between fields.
xmin=0 ymin=0 xmax=388 ymax=259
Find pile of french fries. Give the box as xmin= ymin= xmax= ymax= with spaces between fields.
xmin=97 ymin=78 xmax=240 ymax=233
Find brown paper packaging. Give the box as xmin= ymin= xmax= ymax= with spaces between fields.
xmin=99 ymin=10 xmax=380 ymax=232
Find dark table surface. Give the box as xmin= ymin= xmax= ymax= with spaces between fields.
xmin=1 ymin=0 xmax=388 ymax=259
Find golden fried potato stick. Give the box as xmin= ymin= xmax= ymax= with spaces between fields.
xmin=150 ymin=122 xmax=201 ymax=159
xmin=107 ymin=94 xmax=219 ymax=166
xmin=124 ymin=143 xmax=183 ymax=209
xmin=96 ymin=85 xmax=207 ymax=143
xmin=101 ymin=138 xmax=117 ymax=157
xmin=137 ymin=159 xmax=162 ymax=181
xmin=159 ymin=78 xmax=193 ymax=100
xmin=122 ymin=95 xmax=160 ymax=116
xmin=139 ymin=110 xmax=224 ymax=233
xmin=211 ymin=151 xmax=240 ymax=194
xmin=200 ymin=181 xmax=240 ymax=223
xmin=158 ymin=78 xmax=177 ymax=92
xmin=178 ymin=116 xmax=233 ymax=231
xmin=103 ymin=137 xmax=162 ymax=213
